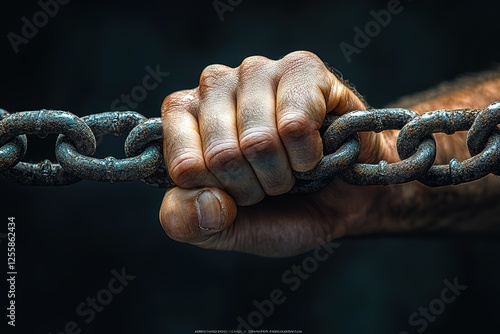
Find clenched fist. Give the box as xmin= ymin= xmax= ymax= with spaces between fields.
xmin=159 ymin=51 xmax=389 ymax=257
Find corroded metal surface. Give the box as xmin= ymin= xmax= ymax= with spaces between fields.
xmin=466 ymin=101 xmax=500 ymax=176
xmin=2 ymin=160 xmax=81 ymax=186
xmin=398 ymin=109 xmax=500 ymax=186
xmin=326 ymin=108 xmax=437 ymax=185
xmin=124 ymin=117 xmax=173 ymax=188
xmin=0 ymin=110 xmax=95 ymax=186
xmin=0 ymin=109 xmax=27 ymax=172
xmin=56 ymin=111 xmax=162 ymax=183
xmin=467 ymin=101 xmax=500 ymax=156
xmin=1 ymin=102 xmax=500 ymax=192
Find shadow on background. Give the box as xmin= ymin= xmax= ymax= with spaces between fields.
xmin=1 ymin=0 xmax=500 ymax=333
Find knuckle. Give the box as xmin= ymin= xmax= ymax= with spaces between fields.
xmin=238 ymin=56 xmax=272 ymax=77
xmin=161 ymin=89 xmax=197 ymax=118
xmin=199 ymin=64 xmax=236 ymax=95
xmin=240 ymin=55 xmax=270 ymax=69
xmin=240 ymin=130 xmax=279 ymax=161
xmin=278 ymin=114 xmax=314 ymax=141
xmin=282 ymin=51 xmax=323 ymax=65
xmin=204 ymin=143 xmax=243 ymax=172
xmin=279 ymin=51 xmax=329 ymax=79
xmin=169 ymin=154 xmax=206 ymax=187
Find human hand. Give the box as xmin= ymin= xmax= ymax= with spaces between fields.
xmin=159 ymin=51 xmax=390 ymax=257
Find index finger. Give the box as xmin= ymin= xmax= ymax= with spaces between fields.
xmin=275 ymin=51 xmax=367 ymax=172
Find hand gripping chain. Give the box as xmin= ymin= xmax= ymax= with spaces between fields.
xmin=1 ymin=102 xmax=499 ymax=193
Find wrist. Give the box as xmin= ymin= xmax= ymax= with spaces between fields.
xmin=340 ymin=182 xmax=424 ymax=237
xmin=353 ymin=175 xmax=500 ymax=236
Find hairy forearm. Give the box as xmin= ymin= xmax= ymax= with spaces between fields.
xmin=374 ymin=68 xmax=500 ymax=234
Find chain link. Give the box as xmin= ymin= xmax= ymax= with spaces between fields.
xmin=1 ymin=102 xmax=499 ymax=192
xmin=55 ymin=111 xmax=162 ymax=184
xmin=0 ymin=110 xmax=95 ymax=185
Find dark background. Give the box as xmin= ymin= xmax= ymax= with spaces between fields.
xmin=1 ymin=0 xmax=500 ymax=333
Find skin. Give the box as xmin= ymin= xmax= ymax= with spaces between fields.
xmin=159 ymin=51 xmax=500 ymax=257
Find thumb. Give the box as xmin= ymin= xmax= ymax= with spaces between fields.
xmin=159 ymin=186 xmax=237 ymax=244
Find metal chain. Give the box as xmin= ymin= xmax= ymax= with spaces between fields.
xmin=1 ymin=101 xmax=499 ymax=193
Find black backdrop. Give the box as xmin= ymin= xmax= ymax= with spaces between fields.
xmin=1 ymin=0 xmax=500 ymax=333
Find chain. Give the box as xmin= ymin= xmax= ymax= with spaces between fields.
xmin=1 ymin=102 xmax=499 ymax=193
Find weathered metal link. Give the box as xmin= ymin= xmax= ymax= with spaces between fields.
xmin=124 ymin=117 xmax=174 ymax=188
xmin=125 ymin=117 xmax=161 ymax=156
xmin=0 ymin=110 xmax=96 ymax=186
xmin=398 ymin=109 xmax=481 ymax=158
xmin=331 ymin=109 xmax=437 ymax=185
xmin=467 ymin=101 xmax=500 ymax=155
xmin=0 ymin=110 xmax=96 ymax=153
xmin=467 ymin=101 xmax=500 ymax=175
xmin=322 ymin=109 xmax=417 ymax=152
xmin=2 ymin=160 xmax=81 ymax=186
xmin=398 ymin=109 xmax=500 ymax=186
xmin=83 ymin=111 xmax=147 ymax=137
xmin=56 ymin=112 xmax=162 ymax=183
xmin=0 ymin=109 xmax=27 ymax=172
xmin=422 ymin=131 xmax=500 ymax=186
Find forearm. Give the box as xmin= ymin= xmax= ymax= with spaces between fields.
xmin=373 ymin=68 xmax=500 ymax=234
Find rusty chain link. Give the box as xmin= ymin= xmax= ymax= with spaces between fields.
xmin=1 ymin=101 xmax=499 ymax=193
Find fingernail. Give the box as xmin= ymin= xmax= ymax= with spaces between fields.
xmin=196 ymin=190 xmax=224 ymax=231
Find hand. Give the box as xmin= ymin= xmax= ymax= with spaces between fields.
xmin=159 ymin=51 xmax=389 ymax=257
